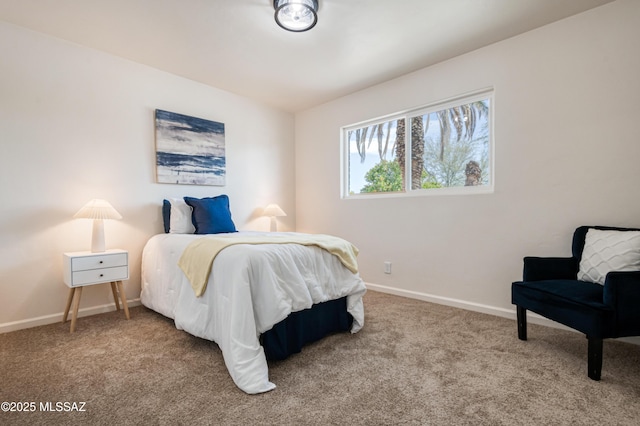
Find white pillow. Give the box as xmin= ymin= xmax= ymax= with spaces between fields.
xmin=169 ymin=198 xmax=195 ymax=234
xmin=577 ymin=229 xmax=640 ymax=285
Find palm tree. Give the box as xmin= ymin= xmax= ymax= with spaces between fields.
xmin=410 ymin=117 xmax=424 ymax=190
xmin=394 ymin=119 xmax=406 ymax=190
xmin=348 ymin=121 xmax=395 ymax=163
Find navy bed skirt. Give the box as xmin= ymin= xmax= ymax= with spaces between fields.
xmin=260 ymin=296 xmax=353 ymax=361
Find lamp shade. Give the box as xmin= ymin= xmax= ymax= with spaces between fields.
xmin=74 ymin=199 xmax=122 ymax=220
xmin=74 ymin=199 xmax=122 ymax=252
xmin=263 ymin=204 xmax=287 ymax=217
xmin=274 ymin=0 xmax=318 ymax=32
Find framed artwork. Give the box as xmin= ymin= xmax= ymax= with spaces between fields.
xmin=155 ymin=109 xmax=226 ymax=186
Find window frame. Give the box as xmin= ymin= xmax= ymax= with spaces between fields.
xmin=341 ymin=88 xmax=494 ymax=199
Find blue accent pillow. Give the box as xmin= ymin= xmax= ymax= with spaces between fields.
xmin=162 ymin=199 xmax=171 ymax=233
xmin=183 ymin=195 xmax=237 ymax=234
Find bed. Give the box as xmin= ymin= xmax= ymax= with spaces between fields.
xmin=140 ymin=230 xmax=366 ymax=394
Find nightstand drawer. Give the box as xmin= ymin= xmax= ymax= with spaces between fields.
xmin=70 ymin=266 xmax=129 ymax=287
xmin=71 ymin=253 xmax=127 ymax=272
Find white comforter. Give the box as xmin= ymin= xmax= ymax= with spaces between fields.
xmin=140 ymin=232 xmax=366 ymax=394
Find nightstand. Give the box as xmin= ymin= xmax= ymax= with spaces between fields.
xmin=62 ymin=249 xmax=130 ymax=332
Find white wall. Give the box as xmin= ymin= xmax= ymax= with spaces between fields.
xmin=0 ymin=22 xmax=295 ymax=331
xmin=295 ymin=0 xmax=640 ymax=317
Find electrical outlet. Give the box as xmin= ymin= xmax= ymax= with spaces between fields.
xmin=384 ymin=261 xmax=392 ymax=274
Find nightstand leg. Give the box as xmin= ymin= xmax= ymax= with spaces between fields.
xmin=110 ymin=282 xmax=121 ymax=311
xmin=116 ymin=281 xmax=130 ymax=320
xmin=63 ymin=288 xmax=76 ymax=323
xmin=70 ymin=287 xmax=83 ymax=333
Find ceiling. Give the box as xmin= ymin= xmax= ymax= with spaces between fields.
xmin=0 ymin=0 xmax=615 ymax=112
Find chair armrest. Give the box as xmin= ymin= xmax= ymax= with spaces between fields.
xmin=603 ymin=271 xmax=640 ymax=337
xmin=522 ymin=256 xmax=578 ymax=281
xmin=603 ymin=271 xmax=640 ymax=305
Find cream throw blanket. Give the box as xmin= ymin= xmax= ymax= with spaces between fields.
xmin=177 ymin=233 xmax=360 ymax=297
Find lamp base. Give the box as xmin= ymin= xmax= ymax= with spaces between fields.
xmin=91 ymin=219 xmax=106 ymax=252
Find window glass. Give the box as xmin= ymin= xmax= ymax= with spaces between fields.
xmin=411 ymin=98 xmax=491 ymax=190
xmin=346 ymin=118 xmax=405 ymax=195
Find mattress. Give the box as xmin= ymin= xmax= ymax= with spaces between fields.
xmin=140 ymin=231 xmax=366 ymax=394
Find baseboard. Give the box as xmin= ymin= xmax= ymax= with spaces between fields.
xmin=365 ymin=282 xmax=516 ymax=319
xmin=364 ymin=283 xmax=640 ymax=345
xmin=0 ymin=298 xmax=141 ymax=334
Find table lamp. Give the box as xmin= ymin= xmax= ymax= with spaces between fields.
xmin=263 ymin=204 xmax=286 ymax=232
xmin=74 ymin=199 xmax=122 ymax=252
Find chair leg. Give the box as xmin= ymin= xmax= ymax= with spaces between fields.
xmin=516 ymin=306 xmax=527 ymax=340
xmin=587 ymin=337 xmax=603 ymax=381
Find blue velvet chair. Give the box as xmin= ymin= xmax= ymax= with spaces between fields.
xmin=511 ymin=225 xmax=640 ymax=380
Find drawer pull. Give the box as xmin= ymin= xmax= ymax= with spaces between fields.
xmin=99 ymin=261 xmax=104 ymax=264
xmin=100 ymin=274 xmax=104 ymax=277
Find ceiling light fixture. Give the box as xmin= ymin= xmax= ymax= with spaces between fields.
xmin=274 ymin=0 xmax=318 ymax=32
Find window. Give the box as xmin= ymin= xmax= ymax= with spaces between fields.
xmin=342 ymin=89 xmax=493 ymax=198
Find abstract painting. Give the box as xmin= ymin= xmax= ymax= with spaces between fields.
xmin=155 ymin=109 xmax=226 ymax=186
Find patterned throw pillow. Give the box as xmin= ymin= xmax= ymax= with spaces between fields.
xmin=577 ymin=229 xmax=640 ymax=285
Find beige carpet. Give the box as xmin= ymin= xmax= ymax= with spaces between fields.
xmin=1 ymin=290 xmax=639 ymax=425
